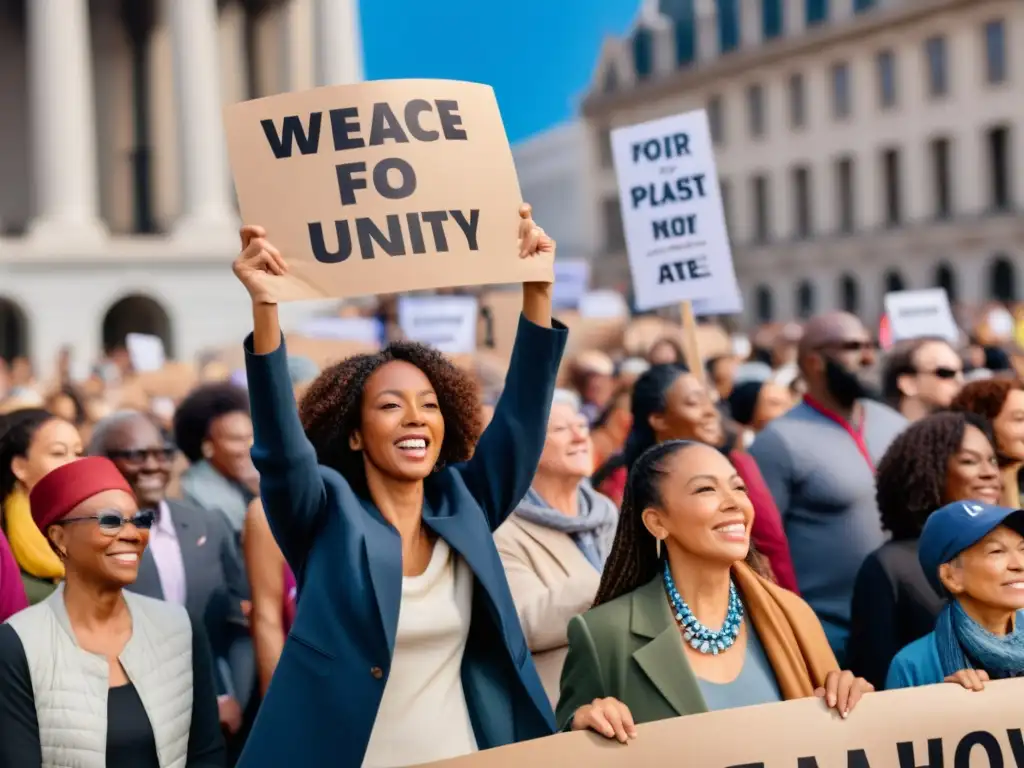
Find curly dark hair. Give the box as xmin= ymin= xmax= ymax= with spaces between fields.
xmin=875 ymin=411 xmax=996 ymax=540
xmin=298 ymin=341 xmax=482 ymax=491
xmin=950 ymin=378 xmax=1024 ymax=422
xmin=595 ymin=440 xmax=769 ymax=606
xmin=172 ymin=383 xmax=250 ymax=463
xmin=0 ymin=408 xmax=60 ymax=503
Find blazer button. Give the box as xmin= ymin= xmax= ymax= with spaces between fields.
xmin=370 ymin=666 xmax=384 ymax=679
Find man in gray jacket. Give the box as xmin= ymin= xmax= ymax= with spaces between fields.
xmin=749 ymin=312 xmax=907 ymax=661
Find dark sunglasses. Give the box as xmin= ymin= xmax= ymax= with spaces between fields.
xmin=107 ymin=446 xmax=176 ymax=464
xmin=918 ymin=366 xmax=962 ymax=380
xmin=52 ymin=508 xmax=156 ymax=536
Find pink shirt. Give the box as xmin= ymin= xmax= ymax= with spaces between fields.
xmin=148 ymin=501 xmax=187 ymax=606
xmin=0 ymin=529 xmax=27 ymax=621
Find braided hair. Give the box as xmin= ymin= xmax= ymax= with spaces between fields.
xmin=594 ymin=440 xmax=770 ymax=606
xmin=621 ymin=363 xmax=688 ymax=472
xmin=875 ymin=411 xmax=996 ymax=540
xmin=0 ymin=408 xmax=58 ymax=503
xmin=299 ymin=341 xmax=482 ymax=493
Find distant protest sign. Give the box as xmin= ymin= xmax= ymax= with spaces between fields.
xmin=422 ymin=680 xmax=1024 ymax=768
xmin=552 ymin=259 xmax=591 ymax=309
xmin=398 ymin=295 xmax=478 ymax=354
xmin=224 ymin=80 xmax=553 ymax=302
xmin=611 ymin=109 xmax=738 ymax=312
xmin=884 ymin=288 xmax=959 ymax=344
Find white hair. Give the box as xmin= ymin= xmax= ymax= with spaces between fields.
xmin=551 ymin=388 xmax=582 ymax=413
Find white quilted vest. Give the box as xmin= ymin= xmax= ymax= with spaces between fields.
xmin=6 ymin=583 xmax=194 ymax=768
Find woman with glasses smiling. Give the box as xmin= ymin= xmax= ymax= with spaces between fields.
xmin=0 ymin=457 xmax=224 ymax=768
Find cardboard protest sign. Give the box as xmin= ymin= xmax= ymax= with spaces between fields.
xmin=398 ymin=295 xmax=479 ymax=353
xmin=884 ymin=289 xmax=959 ymax=344
xmin=423 ymin=679 xmax=1024 ymax=768
xmin=224 ymin=80 xmax=553 ymax=302
xmin=611 ymin=109 xmax=737 ymax=312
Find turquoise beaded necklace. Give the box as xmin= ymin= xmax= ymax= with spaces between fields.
xmin=663 ymin=561 xmax=743 ymax=655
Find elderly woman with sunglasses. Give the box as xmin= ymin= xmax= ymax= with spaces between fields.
xmin=0 ymin=457 xmax=224 ymax=768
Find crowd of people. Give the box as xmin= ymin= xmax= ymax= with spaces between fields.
xmin=0 ymin=205 xmax=1022 ymax=767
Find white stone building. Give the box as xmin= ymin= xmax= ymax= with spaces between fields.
xmin=582 ymin=0 xmax=1024 ymax=325
xmin=512 ymin=121 xmax=598 ymax=264
xmin=0 ymin=0 xmax=362 ymax=377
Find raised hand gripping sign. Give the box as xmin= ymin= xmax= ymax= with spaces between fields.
xmin=224 ymin=80 xmax=553 ymax=302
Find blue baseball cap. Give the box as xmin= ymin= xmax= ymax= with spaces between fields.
xmin=918 ymin=501 xmax=1024 ymax=592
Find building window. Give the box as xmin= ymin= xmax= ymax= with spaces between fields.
xmin=930 ymin=137 xmax=952 ymax=219
xmin=719 ymin=0 xmax=741 ymax=53
xmin=925 ymin=36 xmax=948 ymax=98
xmin=877 ymin=50 xmax=896 ymax=109
xmin=839 ymin=274 xmax=860 ymax=314
xmin=755 ymin=285 xmax=774 ymax=322
xmin=633 ymin=28 xmax=654 ymax=80
xmin=854 ymin=0 xmax=876 ymax=12
xmin=674 ymin=16 xmax=696 ymax=66
xmin=987 ymin=125 xmax=1013 ymax=210
xmin=984 ymin=20 xmax=1007 ymax=85
xmin=748 ymin=83 xmax=766 ymax=138
xmin=884 ymin=270 xmax=906 ymax=293
xmin=708 ymin=95 xmax=724 ymax=145
xmin=598 ymin=128 xmax=613 ymax=169
xmin=835 ymin=156 xmax=855 ymax=234
xmin=990 ymin=256 xmax=1017 ymax=301
xmin=720 ymin=179 xmax=733 ymax=232
xmin=788 ymin=73 xmax=806 ymax=128
xmin=602 ymin=197 xmax=625 ymax=250
xmin=792 ymin=166 xmax=813 ymax=239
xmin=762 ymin=0 xmax=784 ymax=40
xmin=796 ymin=281 xmax=816 ymax=319
xmin=752 ymin=174 xmax=771 ymax=243
xmin=806 ymin=0 xmax=829 ymax=27
xmin=832 ymin=62 xmax=851 ymax=119
xmin=882 ymin=147 xmax=902 ymax=226
xmin=934 ymin=262 xmax=957 ymax=302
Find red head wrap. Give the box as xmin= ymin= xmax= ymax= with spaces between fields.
xmin=28 ymin=457 xmax=135 ymax=533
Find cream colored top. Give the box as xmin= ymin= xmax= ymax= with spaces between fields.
xmin=362 ymin=539 xmax=479 ymax=768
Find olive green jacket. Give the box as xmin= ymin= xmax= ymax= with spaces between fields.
xmin=555 ymin=576 xmax=711 ymax=730
xmin=21 ymin=570 xmax=57 ymax=605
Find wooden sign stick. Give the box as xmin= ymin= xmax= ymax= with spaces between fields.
xmin=679 ymin=301 xmax=705 ymax=384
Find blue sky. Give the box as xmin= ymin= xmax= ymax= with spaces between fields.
xmin=361 ymin=1 xmax=638 ymax=144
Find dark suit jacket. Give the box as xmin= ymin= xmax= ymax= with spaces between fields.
xmin=126 ymin=498 xmax=251 ymax=697
xmin=238 ymin=314 xmax=566 ymax=768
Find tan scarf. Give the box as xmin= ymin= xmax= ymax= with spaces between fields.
xmin=732 ymin=562 xmax=838 ymax=699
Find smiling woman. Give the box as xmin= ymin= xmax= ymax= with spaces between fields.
xmin=231 ymin=204 xmax=567 ymax=767
xmin=556 ymin=441 xmax=872 ymax=741
xmin=0 ymin=457 xmax=224 ymax=768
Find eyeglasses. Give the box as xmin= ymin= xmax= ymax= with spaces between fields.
xmin=918 ymin=367 xmax=963 ymax=380
xmin=107 ymin=446 xmax=176 ymax=464
xmin=52 ymin=508 xmax=157 ymax=535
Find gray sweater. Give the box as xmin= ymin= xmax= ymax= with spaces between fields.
xmin=748 ymin=399 xmax=907 ymax=656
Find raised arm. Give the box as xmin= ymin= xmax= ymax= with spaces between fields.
xmin=243 ymin=498 xmax=288 ymax=697
xmin=234 ymin=226 xmax=326 ymax=569
xmin=455 ymin=207 xmax=566 ymax=528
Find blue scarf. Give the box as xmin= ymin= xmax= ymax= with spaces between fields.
xmin=934 ymin=600 xmax=1024 ymax=679
xmin=514 ymin=482 xmax=618 ymax=571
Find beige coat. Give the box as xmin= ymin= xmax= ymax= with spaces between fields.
xmin=494 ymin=514 xmax=602 ymax=705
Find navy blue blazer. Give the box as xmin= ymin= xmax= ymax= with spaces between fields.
xmin=237 ymin=314 xmax=567 ymax=767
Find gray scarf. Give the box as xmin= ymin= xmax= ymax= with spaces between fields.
xmin=514 ymin=481 xmax=618 ymax=570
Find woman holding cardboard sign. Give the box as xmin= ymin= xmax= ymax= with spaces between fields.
xmin=557 ymin=440 xmax=872 ymax=742
xmin=231 ymin=205 xmax=565 ymax=767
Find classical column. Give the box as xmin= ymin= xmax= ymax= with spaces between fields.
xmin=26 ymin=0 xmax=106 ymax=242
xmin=312 ymin=0 xmax=364 ymax=86
xmin=168 ymin=0 xmax=236 ymax=242
xmin=741 ymin=0 xmax=764 ymax=48
xmin=696 ymin=0 xmax=720 ymax=63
